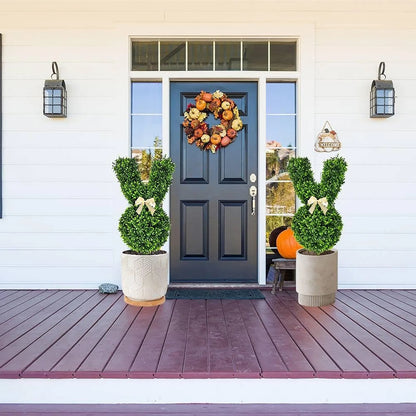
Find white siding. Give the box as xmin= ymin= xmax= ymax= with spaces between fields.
xmin=0 ymin=1 xmax=415 ymax=288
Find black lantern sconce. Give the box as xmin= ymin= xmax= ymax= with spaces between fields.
xmin=370 ymin=62 xmax=395 ymax=118
xmin=43 ymin=61 xmax=67 ymax=118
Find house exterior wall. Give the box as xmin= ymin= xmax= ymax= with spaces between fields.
xmin=0 ymin=1 xmax=415 ymax=289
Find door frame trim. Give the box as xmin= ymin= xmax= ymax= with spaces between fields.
xmin=125 ymin=30 xmax=315 ymax=285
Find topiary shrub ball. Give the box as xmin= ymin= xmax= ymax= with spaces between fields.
xmin=113 ymin=156 xmax=175 ymax=255
xmin=287 ymin=156 xmax=347 ymax=255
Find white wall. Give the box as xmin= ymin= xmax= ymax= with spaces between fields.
xmin=0 ymin=1 xmax=415 ymax=288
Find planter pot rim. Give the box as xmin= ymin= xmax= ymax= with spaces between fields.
xmin=297 ymin=248 xmax=337 ymax=256
xmin=122 ymin=250 xmax=167 ymax=256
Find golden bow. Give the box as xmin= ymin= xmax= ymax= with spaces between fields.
xmin=308 ymin=196 xmax=328 ymax=215
xmin=135 ymin=197 xmax=156 ymax=216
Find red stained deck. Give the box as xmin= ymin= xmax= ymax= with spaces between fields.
xmin=1 ymin=289 xmax=416 ymax=379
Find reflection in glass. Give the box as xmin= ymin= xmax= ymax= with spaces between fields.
xmin=266 ymin=179 xmax=295 ymax=215
xmin=270 ymin=42 xmax=297 ymax=71
xmin=215 ymin=42 xmax=241 ymax=70
xmin=266 ymin=82 xmax=296 ymax=114
xmin=132 ymin=41 xmax=158 ymax=71
xmin=266 ymin=216 xmax=293 ymax=246
xmin=188 ymin=42 xmax=213 ymax=70
xmin=132 ymin=146 xmax=163 ymax=182
xmin=243 ymin=42 xmax=268 ymax=71
xmin=131 ymin=82 xmax=162 ymax=114
xmin=266 ymin=148 xmax=295 ymax=180
xmin=266 ymin=115 xmax=296 ymax=148
xmin=160 ymin=42 xmax=186 ymax=71
xmin=131 ymin=116 xmax=162 ymax=148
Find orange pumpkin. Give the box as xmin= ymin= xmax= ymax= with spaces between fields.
xmin=194 ymin=128 xmax=203 ymax=138
xmin=210 ymin=134 xmax=221 ymax=145
xmin=276 ymin=228 xmax=303 ymax=259
xmin=202 ymin=92 xmax=212 ymax=102
xmin=196 ymin=100 xmax=207 ymax=111
xmin=222 ymin=110 xmax=233 ymax=121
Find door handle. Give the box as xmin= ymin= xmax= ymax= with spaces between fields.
xmin=249 ymin=186 xmax=257 ymax=216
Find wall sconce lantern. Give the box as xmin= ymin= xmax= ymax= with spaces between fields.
xmin=43 ymin=61 xmax=67 ymax=118
xmin=370 ymin=62 xmax=395 ymax=118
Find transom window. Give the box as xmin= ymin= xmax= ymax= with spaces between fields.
xmin=131 ymin=40 xmax=297 ymax=71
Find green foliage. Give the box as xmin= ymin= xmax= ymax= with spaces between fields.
xmin=112 ymin=156 xmax=175 ymax=254
xmin=287 ymin=156 xmax=347 ymax=255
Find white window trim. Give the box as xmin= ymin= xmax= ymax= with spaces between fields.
xmin=112 ymin=28 xmax=315 ymax=285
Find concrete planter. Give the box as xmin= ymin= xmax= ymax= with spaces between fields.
xmin=296 ymin=249 xmax=338 ymax=307
xmin=121 ymin=251 xmax=168 ymax=306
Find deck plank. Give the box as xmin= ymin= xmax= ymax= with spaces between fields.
xmin=340 ymin=290 xmax=416 ymax=336
xmin=23 ymin=293 xmax=124 ymax=377
xmin=182 ymin=300 xmax=209 ymax=377
xmin=276 ymin=292 xmax=368 ymax=377
xmin=76 ymin=302 xmax=139 ymax=375
xmin=206 ymin=300 xmax=235 ymax=376
xmin=129 ymin=301 xmax=175 ymax=376
xmin=365 ymin=290 xmax=416 ymax=317
xmin=0 ymin=291 xmax=72 ymax=337
xmin=0 ymin=291 xmax=38 ymax=315
xmin=2 ymin=403 xmax=416 ymax=415
xmin=103 ymin=306 xmax=157 ymax=377
xmin=251 ymin=297 xmax=315 ymax=377
xmin=236 ymin=299 xmax=288 ymax=376
xmin=0 ymin=291 xmax=91 ymax=368
xmin=156 ymin=299 xmax=190 ymax=376
xmin=337 ymin=291 xmax=416 ymax=349
xmin=221 ymin=299 xmax=261 ymax=377
xmin=264 ymin=292 xmax=341 ymax=377
xmin=0 ymin=291 xmax=102 ymax=376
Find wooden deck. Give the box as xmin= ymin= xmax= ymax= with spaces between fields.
xmin=1 ymin=288 xmax=416 ymax=380
xmin=1 ymin=403 xmax=416 ymax=415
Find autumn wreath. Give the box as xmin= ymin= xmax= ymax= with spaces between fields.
xmin=183 ymin=90 xmax=243 ymax=153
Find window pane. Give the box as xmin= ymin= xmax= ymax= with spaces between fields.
xmin=266 ymin=147 xmax=295 ymax=180
xmin=132 ymin=148 xmax=163 ymax=182
xmin=266 ymin=115 xmax=296 ymax=148
xmin=266 ymin=179 xmax=295 ymax=215
xmin=131 ymin=115 xmax=162 ymax=147
xmin=270 ymin=42 xmax=297 ymax=71
xmin=160 ymin=42 xmax=186 ymax=71
xmin=131 ymin=82 xmax=162 ymax=114
xmin=243 ymin=42 xmax=268 ymax=71
xmin=266 ymin=83 xmax=296 ymax=114
xmin=188 ymin=42 xmax=213 ymax=71
xmin=215 ymin=42 xmax=241 ymax=70
xmin=132 ymin=41 xmax=158 ymax=71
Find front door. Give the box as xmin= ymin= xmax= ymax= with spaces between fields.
xmin=170 ymin=82 xmax=258 ymax=283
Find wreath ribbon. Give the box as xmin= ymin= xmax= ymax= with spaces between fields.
xmin=135 ymin=197 xmax=156 ymax=216
xmin=308 ymin=196 xmax=328 ymax=215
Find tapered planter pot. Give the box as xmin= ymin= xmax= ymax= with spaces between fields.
xmin=296 ymin=249 xmax=338 ymax=307
xmin=121 ymin=251 xmax=168 ymax=306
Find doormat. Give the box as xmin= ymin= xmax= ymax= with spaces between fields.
xmin=166 ymin=288 xmax=265 ymax=300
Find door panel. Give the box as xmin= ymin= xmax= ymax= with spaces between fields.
xmin=170 ymin=82 xmax=258 ymax=283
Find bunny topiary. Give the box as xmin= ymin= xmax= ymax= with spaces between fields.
xmin=287 ymin=156 xmax=347 ymax=255
xmin=112 ymin=156 xmax=175 ymax=255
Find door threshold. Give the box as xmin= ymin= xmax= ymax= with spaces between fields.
xmin=168 ymin=283 xmax=271 ymax=289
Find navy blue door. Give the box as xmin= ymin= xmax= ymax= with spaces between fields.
xmin=170 ymin=82 xmax=258 ymax=283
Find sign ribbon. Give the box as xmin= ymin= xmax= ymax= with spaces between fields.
xmin=135 ymin=197 xmax=156 ymax=216
xmin=308 ymin=196 xmax=328 ymax=215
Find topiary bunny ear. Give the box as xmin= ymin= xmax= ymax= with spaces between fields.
xmin=320 ymin=156 xmax=347 ymax=205
xmin=147 ymin=157 xmax=175 ymax=205
xmin=287 ymin=157 xmax=316 ymax=205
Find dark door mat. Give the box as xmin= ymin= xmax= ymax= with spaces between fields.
xmin=166 ymin=288 xmax=265 ymax=300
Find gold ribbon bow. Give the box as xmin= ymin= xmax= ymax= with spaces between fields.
xmin=135 ymin=197 xmax=156 ymax=216
xmin=308 ymin=196 xmax=328 ymax=215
